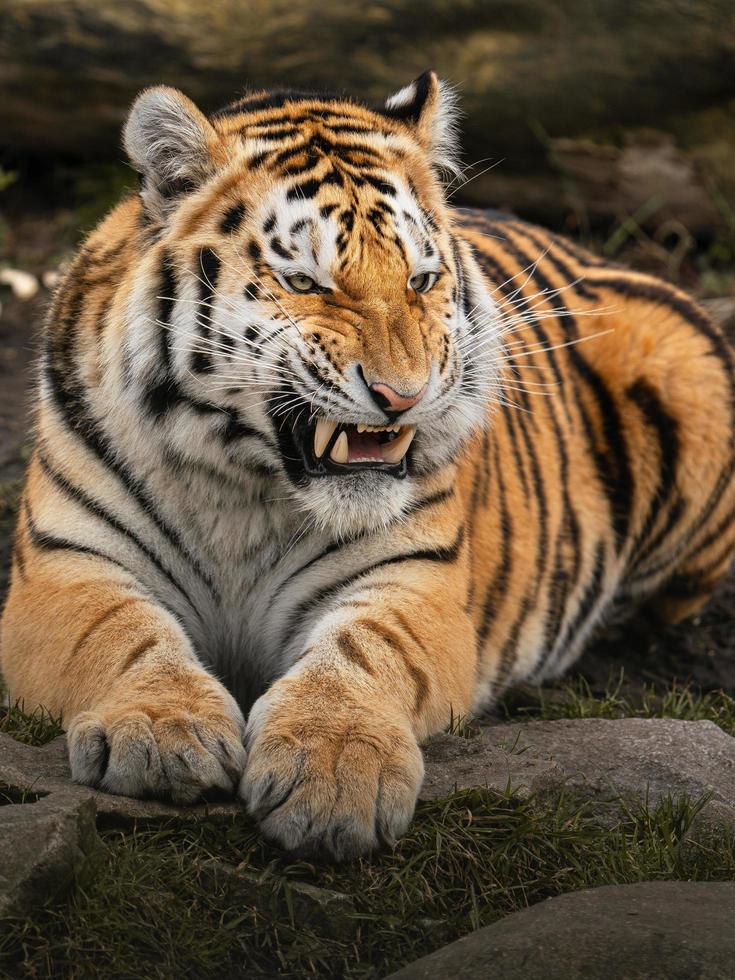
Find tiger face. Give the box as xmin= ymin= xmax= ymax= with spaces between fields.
xmin=124 ymin=72 xmax=501 ymax=536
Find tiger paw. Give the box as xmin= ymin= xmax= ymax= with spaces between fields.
xmin=67 ymin=676 xmax=247 ymax=804
xmin=239 ymin=679 xmax=424 ymax=859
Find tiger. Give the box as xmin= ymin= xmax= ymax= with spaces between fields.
xmin=2 ymin=71 xmax=734 ymax=859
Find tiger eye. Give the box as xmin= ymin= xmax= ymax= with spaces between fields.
xmin=409 ymin=271 xmax=437 ymax=294
xmin=286 ymin=272 xmax=318 ymax=293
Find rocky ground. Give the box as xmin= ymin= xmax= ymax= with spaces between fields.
xmin=1 ymin=184 xmax=735 ymax=978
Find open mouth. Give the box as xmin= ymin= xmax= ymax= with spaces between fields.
xmin=304 ymin=418 xmax=416 ymax=477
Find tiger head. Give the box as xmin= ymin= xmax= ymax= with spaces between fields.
xmin=124 ymin=72 xmax=502 ymax=536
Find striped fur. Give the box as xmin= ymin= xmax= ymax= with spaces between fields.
xmin=2 ymin=74 xmax=734 ymax=857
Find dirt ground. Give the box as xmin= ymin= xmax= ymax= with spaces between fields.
xmin=1 ymin=190 xmax=734 ymax=698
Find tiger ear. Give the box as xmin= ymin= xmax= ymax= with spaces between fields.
xmin=381 ymin=70 xmax=462 ymax=178
xmin=123 ymin=86 xmax=221 ymax=220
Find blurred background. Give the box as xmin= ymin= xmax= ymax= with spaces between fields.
xmin=0 ymin=0 xmax=734 ymax=611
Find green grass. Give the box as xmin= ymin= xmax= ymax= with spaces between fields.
xmin=500 ymin=672 xmax=735 ymax=736
xmin=445 ymin=708 xmax=482 ymax=739
xmin=0 ymin=663 xmax=65 ymax=748
xmin=1 ymin=786 xmax=732 ymax=980
xmin=0 ymin=699 xmax=64 ymax=746
xmin=2 ymin=673 xmax=735 ymax=978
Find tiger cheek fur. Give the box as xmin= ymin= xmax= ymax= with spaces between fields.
xmin=2 ymin=72 xmax=735 ymax=859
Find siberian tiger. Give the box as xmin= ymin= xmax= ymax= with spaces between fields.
xmin=2 ymin=72 xmax=734 ymax=858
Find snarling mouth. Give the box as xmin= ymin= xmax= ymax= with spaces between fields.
xmin=305 ymin=418 xmax=416 ymax=476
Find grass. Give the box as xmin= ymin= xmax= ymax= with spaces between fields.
xmin=1 ymin=787 xmax=732 ymax=979
xmin=0 ymin=699 xmax=64 ymax=746
xmin=445 ymin=708 xmax=482 ymax=739
xmin=500 ymin=672 xmax=735 ymax=737
xmin=1 ymin=676 xmax=735 ymax=978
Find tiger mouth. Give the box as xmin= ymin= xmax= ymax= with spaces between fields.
xmin=303 ymin=417 xmax=416 ymax=477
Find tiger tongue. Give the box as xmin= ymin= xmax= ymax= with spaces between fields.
xmin=346 ymin=429 xmax=385 ymax=463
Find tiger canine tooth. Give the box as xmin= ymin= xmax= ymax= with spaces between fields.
xmin=330 ymin=431 xmax=349 ymax=464
xmin=314 ymin=418 xmax=338 ymax=458
xmin=382 ymin=425 xmax=416 ymax=463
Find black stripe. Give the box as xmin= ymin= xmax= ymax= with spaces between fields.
xmin=477 ymin=247 xmax=565 ymax=391
xmin=657 ymin=534 xmax=735 ymax=603
xmin=536 ymin=539 xmax=607 ymax=679
xmin=286 ymin=178 xmax=322 ymax=202
xmin=464 ymin=437 xmax=487 ymax=611
xmin=495 ymin=595 xmax=532 ymax=689
xmin=157 ymin=250 xmax=177 ymax=372
xmin=499 ymin=230 xmax=635 ymax=549
xmin=278 ymin=485 xmax=456 ymax=597
xmin=25 ymin=499 xmax=135 ymax=580
xmin=44 ymin=351 xmax=221 ymax=600
xmin=626 ymin=378 xmax=682 ymax=566
xmin=586 ymin=272 xmax=735 ymax=557
xmin=219 ymin=202 xmax=247 ymax=235
xmin=270 ymin=237 xmax=292 ymax=260
xmin=631 ymin=497 xmax=687 ymax=581
xmin=282 ymin=155 xmax=323 ymax=180
xmin=491 ymin=389 xmax=550 ymax=680
xmin=192 ymin=247 xmax=220 ymax=374
xmin=478 ymin=441 xmax=512 ymax=644
xmin=361 ymin=174 xmax=396 ymax=196
xmin=268 ymin=143 xmax=314 ymax=169
xmin=215 ymin=90 xmax=357 ymax=118
xmin=283 ymin=525 xmax=465 ymax=647
xmin=513 ymin=225 xmax=598 ymax=301
xmin=681 ymin=496 xmax=735 ymax=566
xmin=147 ymin=251 xmax=179 ymax=416
xmin=540 ymin=231 xmax=606 ymax=269
xmin=500 ymin=403 xmax=529 ymax=495
xmin=403 ymin=485 xmax=455 ymax=517
xmin=38 ymin=452 xmax=201 ymax=616
xmin=589 ymin=275 xmax=735 ymax=372
xmin=538 ymin=393 xmax=583 ymax=663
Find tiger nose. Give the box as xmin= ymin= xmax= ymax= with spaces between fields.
xmin=367 ymin=380 xmax=427 ymax=415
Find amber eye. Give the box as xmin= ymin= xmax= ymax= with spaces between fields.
xmin=285 ymin=272 xmax=318 ymax=293
xmin=409 ymin=271 xmax=437 ymax=294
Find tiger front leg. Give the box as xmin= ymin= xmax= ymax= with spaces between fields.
xmin=1 ymin=553 xmax=247 ymax=803
xmin=240 ymin=574 xmax=476 ymax=858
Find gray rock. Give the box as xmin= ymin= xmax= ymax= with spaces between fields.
xmin=0 ymin=732 xmax=243 ymax=824
xmin=384 ymin=881 xmax=735 ymax=980
xmin=0 ymin=793 xmax=103 ymax=916
xmin=421 ymin=718 xmax=735 ymax=828
xmin=0 ymin=728 xmax=247 ymax=917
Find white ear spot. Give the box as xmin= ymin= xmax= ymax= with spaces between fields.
xmin=385 ymin=81 xmax=418 ymax=111
xmin=382 ymin=70 xmax=462 ymax=178
xmin=124 ymin=86 xmax=220 ymax=219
